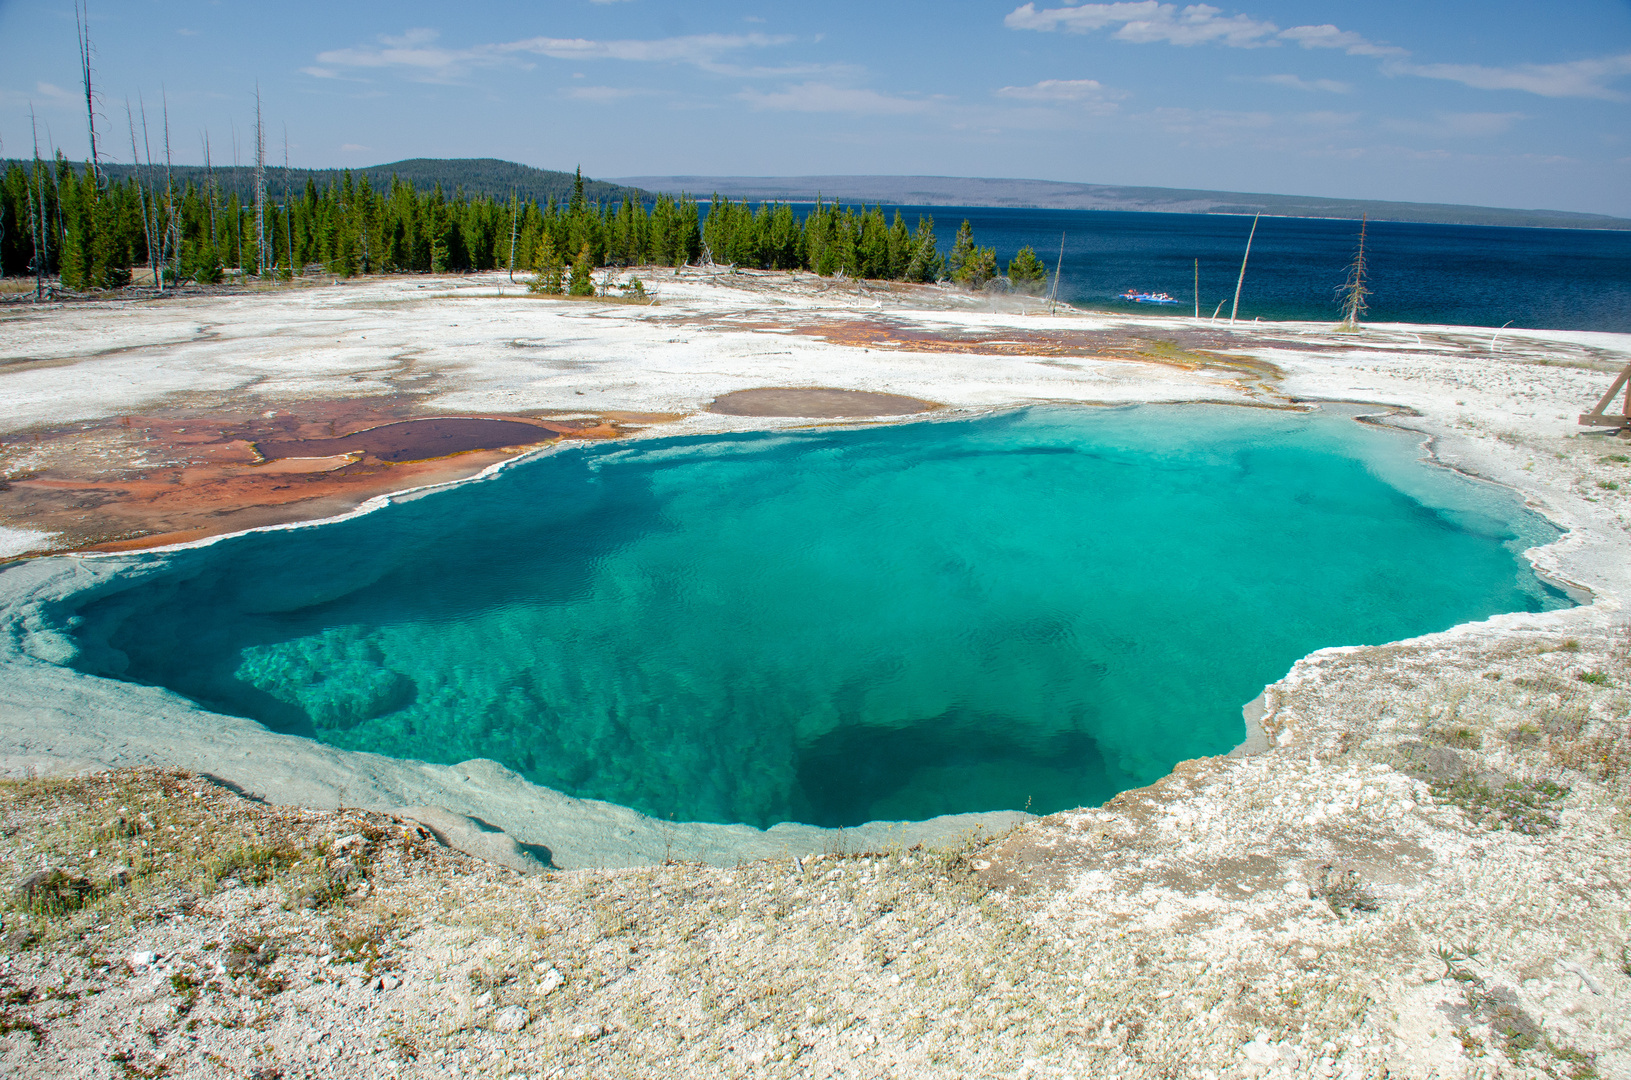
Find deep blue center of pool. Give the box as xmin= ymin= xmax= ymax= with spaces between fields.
xmin=61 ymin=406 xmax=1567 ymax=827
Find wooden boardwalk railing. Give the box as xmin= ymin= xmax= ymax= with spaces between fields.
xmin=1580 ymin=359 xmax=1631 ymax=434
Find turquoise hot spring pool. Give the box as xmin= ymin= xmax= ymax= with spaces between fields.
xmin=53 ymin=405 xmax=1570 ymax=829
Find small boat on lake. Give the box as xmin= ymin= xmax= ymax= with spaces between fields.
xmin=1120 ymin=289 xmax=1181 ymax=304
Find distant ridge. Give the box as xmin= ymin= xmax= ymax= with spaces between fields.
xmin=613 ymin=174 xmax=1631 ymax=231
xmin=2 ymin=157 xmax=649 ymax=206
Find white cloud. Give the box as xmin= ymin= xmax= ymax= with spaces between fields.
xmin=1147 ymin=106 xmax=1275 ymax=134
xmin=1005 ymin=4 xmax=1403 ymax=58
xmin=1277 ymin=24 xmax=1404 ymax=58
xmin=994 ymin=78 xmax=1100 ymax=100
xmin=1383 ymin=111 xmax=1526 ymax=138
xmin=1005 ymin=3 xmax=1278 ymax=48
xmin=1 ymin=81 xmax=79 ymax=108
xmin=1388 ymin=53 xmax=1631 ymax=100
xmin=995 ymin=79 xmax=1126 ymax=113
xmin=565 ymin=85 xmax=650 ymax=103
xmin=737 ymin=82 xmax=933 ymax=115
xmin=1254 ymin=74 xmax=1352 ymax=93
xmin=311 ymin=28 xmax=794 ymax=82
xmin=1289 ymin=110 xmax=1361 ymax=127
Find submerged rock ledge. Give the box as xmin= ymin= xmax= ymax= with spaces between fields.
xmin=1 ymin=271 xmax=1629 ymax=1076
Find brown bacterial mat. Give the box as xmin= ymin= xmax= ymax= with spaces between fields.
xmin=254 ymin=417 xmax=558 ymax=463
xmin=709 ymin=387 xmax=937 ymax=418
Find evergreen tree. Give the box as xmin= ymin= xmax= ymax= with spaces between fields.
xmin=904 ymin=216 xmax=942 ymax=282
xmin=1007 ymin=246 xmax=1048 ymax=293
xmin=947 ymin=219 xmax=997 ymax=287
xmin=528 ymin=234 xmax=565 ymax=295
xmin=568 ymin=242 xmax=595 ymax=295
xmin=886 ymin=211 xmax=912 ymax=279
xmin=946 ymin=219 xmax=975 ymax=282
xmin=428 ymin=183 xmax=450 ymax=272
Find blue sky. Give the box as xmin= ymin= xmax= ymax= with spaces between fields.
xmin=2 ymin=1 xmax=1628 ymax=215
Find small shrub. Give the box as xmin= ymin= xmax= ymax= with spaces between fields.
xmin=208 ymin=846 xmax=297 ymax=887
xmin=1505 ymin=725 xmax=1541 ymax=747
xmin=223 ymin=938 xmax=278 ymax=977
xmin=1310 ymin=865 xmax=1379 ymax=916
xmin=1577 ymin=670 xmax=1610 ymax=686
xmin=14 ymin=870 xmax=95 ymax=915
xmin=1598 ymin=481 xmax=1620 ymax=491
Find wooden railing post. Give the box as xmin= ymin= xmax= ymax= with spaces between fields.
xmin=1579 ymin=359 xmax=1631 ymax=433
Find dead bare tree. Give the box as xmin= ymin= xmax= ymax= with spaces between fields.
xmin=1047 ymin=232 xmax=1064 ymax=315
xmin=137 ymin=96 xmax=169 ymax=291
xmin=28 ymin=106 xmax=47 ymax=302
xmin=254 ymin=86 xmax=269 ymax=277
xmin=1229 ymin=213 xmax=1259 ymax=325
xmin=283 ymin=126 xmax=295 ymax=278
xmin=202 ymin=132 xmax=218 ymax=255
xmin=74 ymin=0 xmax=102 ymax=186
xmin=231 ymin=125 xmax=243 ymax=272
xmin=161 ymin=91 xmax=179 ymax=284
xmin=126 ymin=100 xmax=158 ymax=290
xmin=1337 ymin=214 xmax=1371 ymax=331
xmin=508 ymin=189 xmax=520 ymax=283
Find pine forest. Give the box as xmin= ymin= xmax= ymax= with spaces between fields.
xmin=2 ymin=156 xmax=1048 ymax=295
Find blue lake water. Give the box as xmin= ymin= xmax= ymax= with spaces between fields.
xmin=54 ymin=406 xmax=1569 ymax=828
xmin=785 ymin=204 xmax=1631 ymax=332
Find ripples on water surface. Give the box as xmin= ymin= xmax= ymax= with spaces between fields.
xmin=60 ymin=407 xmax=1569 ymax=827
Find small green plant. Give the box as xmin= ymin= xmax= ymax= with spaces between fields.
xmin=1600 ymin=454 xmax=1630 ymax=464
xmin=329 ymin=924 xmax=389 ymax=974
xmin=1577 ymin=670 xmax=1610 ymax=686
xmin=1598 ymin=481 xmax=1620 ymax=491
xmin=1548 ymin=1039 xmax=1602 ymax=1078
xmin=1437 ymin=727 xmax=1483 ymax=749
xmin=1561 ymin=639 xmax=1581 ymax=652
xmin=0 ymin=1013 xmax=44 ymax=1043
xmin=1429 ymin=775 xmax=1568 ymax=834
xmin=169 ymin=972 xmax=201 ymax=1013
xmin=1437 ymin=945 xmax=1482 ymax=984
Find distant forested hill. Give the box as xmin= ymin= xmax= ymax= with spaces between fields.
xmin=0 ymin=158 xmax=648 ymax=207
xmin=615 ymin=174 xmax=1631 ymax=231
